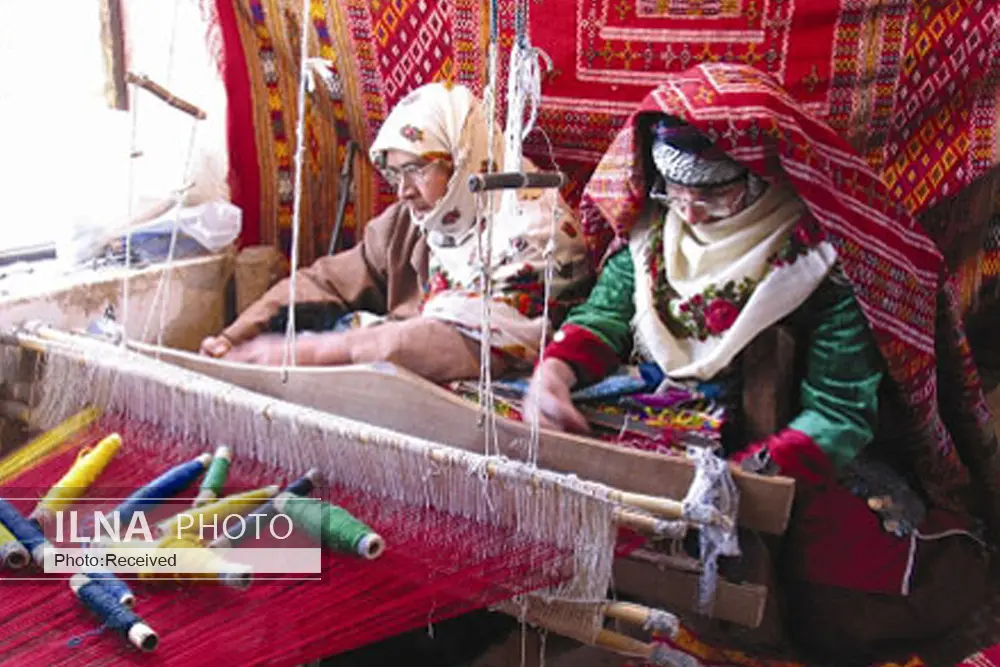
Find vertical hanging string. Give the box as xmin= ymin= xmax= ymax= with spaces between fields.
xmin=505 ymin=0 xmax=554 ymax=468
xmin=477 ymin=0 xmax=502 ymax=456
xmin=281 ymin=0 xmax=314 ymax=380
xmin=141 ymin=117 xmax=201 ymax=349
xmin=120 ymin=80 xmax=141 ymax=348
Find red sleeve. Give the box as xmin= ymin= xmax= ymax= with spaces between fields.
xmin=731 ymin=428 xmax=833 ymax=486
xmin=542 ymin=324 xmax=621 ymax=385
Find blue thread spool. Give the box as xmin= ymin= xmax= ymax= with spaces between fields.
xmin=86 ymin=570 xmax=136 ymax=608
xmin=70 ymin=574 xmax=157 ymax=651
xmin=208 ymin=468 xmax=320 ymax=549
xmin=0 ymin=498 xmax=52 ymax=567
xmin=113 ymin=454 xmax=212 ymax=526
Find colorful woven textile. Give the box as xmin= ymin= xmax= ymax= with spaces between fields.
xmin=961 ymin=644 xmax=1000 ymax=666
xmin=215 ymin=1 xmax=997 ymax=259
xmin=215 ymin=0 xmax=366 ymax=262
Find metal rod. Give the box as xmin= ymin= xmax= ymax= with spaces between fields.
xmin=467 ymin=171 xmax=566 ymax=193
xmin=328 ymin=141 xmax=358 ymax=255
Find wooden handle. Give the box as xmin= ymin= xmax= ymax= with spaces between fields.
xmin=467 ymin=171 xmax=566 ymax=193
xmin=605 ymin=601 xmax=678 ymax=635
xmin=126 ymin=72 xmax=207 ymax=120
xmin=593 ymin=628 xmax=654 ymax=658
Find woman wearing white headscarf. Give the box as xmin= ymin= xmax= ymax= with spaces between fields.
xmin=200 ymin=82 xmax=591 ymax=382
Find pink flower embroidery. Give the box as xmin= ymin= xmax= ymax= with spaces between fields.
xmin=703 ymin=299 xmax=740 ymax=335
xmin=400 ymin=125 xmax=424 ymax=142
xmin=441 ymin=208 xmax=461 ymax=226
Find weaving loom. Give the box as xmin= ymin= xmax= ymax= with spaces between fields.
xmin=0 ymin=326 xmax=747 ymax=664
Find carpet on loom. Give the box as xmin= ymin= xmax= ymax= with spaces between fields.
xmin=0 ymin=414 xmax=572 ymax=666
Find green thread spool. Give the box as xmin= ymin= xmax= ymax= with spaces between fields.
xmin=273 ymin=493 xmax=384 ymax=560
xmin=194 ymin=446 xmax=232 ymax=507
xmin=0 ymin=521 xmax=28 ymax=570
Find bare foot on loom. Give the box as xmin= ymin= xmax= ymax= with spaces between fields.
xmin=199 ymin=335 xmax=232 ymax=358
xmin=223 ymin=335 xmax=321 ymax=366
xmin=525 ymin=358 xmax=590 ymax=434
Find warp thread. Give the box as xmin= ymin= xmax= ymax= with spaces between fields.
xmin=0 ymin=498 xmax=51 ymax=566
xmin=273 ymin=492 xmax=384 ymax=560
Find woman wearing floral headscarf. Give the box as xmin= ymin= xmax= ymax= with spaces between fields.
xmin=200 ymin=82 xmax=591 ymax=382
xmin=527 ymin=65 xmax=993 ymax=662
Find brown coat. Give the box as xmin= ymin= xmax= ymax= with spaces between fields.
xmin=223 ymin=203 xmax=428 ymax=345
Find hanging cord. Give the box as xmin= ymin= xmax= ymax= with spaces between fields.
xmin=505 ymin=0 xmax=555 ymax=468
xmin=119 ymin=78 xmax=142 ymax=348
xmin=280 ymin=0 xmax=314 ymax=380
xmin=139 ymin=117 xmax=201 ymax=349
xmin=476 ymin=0 xmax=502 ymax=456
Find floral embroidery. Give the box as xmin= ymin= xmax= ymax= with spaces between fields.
xmin=425 ymin=267 xmax=453 ymax=300
xmin=675 ymin=278 xmax=757 ymax=340
xmin=645 ymin=211 xmax=821 ymax=341
xmin=769 ymin=215 xmax=824 ymax=267
xmin=441 ymin=208 xmax=461 ymax=226
xmin=400 ymin=125 xmax=424 ymax=142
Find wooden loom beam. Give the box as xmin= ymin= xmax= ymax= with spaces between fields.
xmin=6 ymin=327 xmax=795 ymax=534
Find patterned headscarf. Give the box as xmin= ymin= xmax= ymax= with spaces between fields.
xmin=369 ymin=82 xmax=494 ymax=246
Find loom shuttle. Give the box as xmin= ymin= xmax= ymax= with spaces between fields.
xmin=0 ymin=498 xmax=52 ymax=567
xmin=70 ymin=574 xmax=158 ymax=652
xmin=112 ymin=453 xmax=213 ymax=525
xmin=86 ymin=570 xmax=137 ymax=608
xmin=193 ymin=445 xmax=232 ymax=507
xmin=30 ymin=433 xmax=123 ymax=526
xmin=0 ymin=522 xmax=29 ymax=569
xmin=273 ymin=492 xmax=385 ymax=560
xmin=158 ymin=484 xmax=280 ymax=537
xmin=208 ymin=468 xmax=320 ymax=549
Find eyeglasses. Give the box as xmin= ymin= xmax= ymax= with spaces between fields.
xmin=381 ymin=159 xmax=450 ymax=189
xmin=650 ymin=180 xmax=747 ymax=218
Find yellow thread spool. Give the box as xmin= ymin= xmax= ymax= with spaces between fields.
xmin=0 ymin=407 xmax=102 ymax=484
xmin=157 ymin=485 xmax=280 ymax=539
xmin=141 ymin=535 xmax=253 ymax=589
xmin=0 ymin=521 xmax=29 ymax=569
xmin=30 ymin=433 xmax=123 ymax=525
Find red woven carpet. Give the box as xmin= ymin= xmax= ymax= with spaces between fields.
xmin=0 ymin=415 xmax=571 ymax=666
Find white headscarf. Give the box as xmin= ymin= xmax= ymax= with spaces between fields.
xmin=369 ymin=83 xmax=592 ymax=365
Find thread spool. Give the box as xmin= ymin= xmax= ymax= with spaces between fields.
xmin=0 ymin=498 xmax=52 ymax=566
xmin=113 ymin=453 xmax=212 ymax=526
xmin=30 ymin=433 xmax=123 ymax=526
xmin=209 ymin=468 xmax=319 ymax=549
xmin=160 ymin=485 xmax=279 ymax=538
xmin=146 ymin=535 xmax=253 ymax=589
xmin=86 ymin=571 xmax=136 ymax=608
xmin=273 ymin=493 xmax=384 ymax=560
xmin=193 ymin=445 xmax=232 ymax=507
xmin=69 ymin=574 xmax=157 ymax=652
xmin=0 ymin=521 xmax=28 ymax=569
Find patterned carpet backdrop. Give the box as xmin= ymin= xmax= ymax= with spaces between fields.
xmin=214 ymin=0 xmax=999 ymax=256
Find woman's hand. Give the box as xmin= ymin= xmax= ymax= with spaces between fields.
xmin=199 ymin=335 xmax=232 ymax=358
xmin=524 ymin=358 xmax=590 ymax=434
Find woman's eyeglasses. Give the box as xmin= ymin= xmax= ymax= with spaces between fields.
xmin=650 ymin=180 xmax=747 ymax=218
xmin=381 ymin=159 xmax=449 ymax=189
